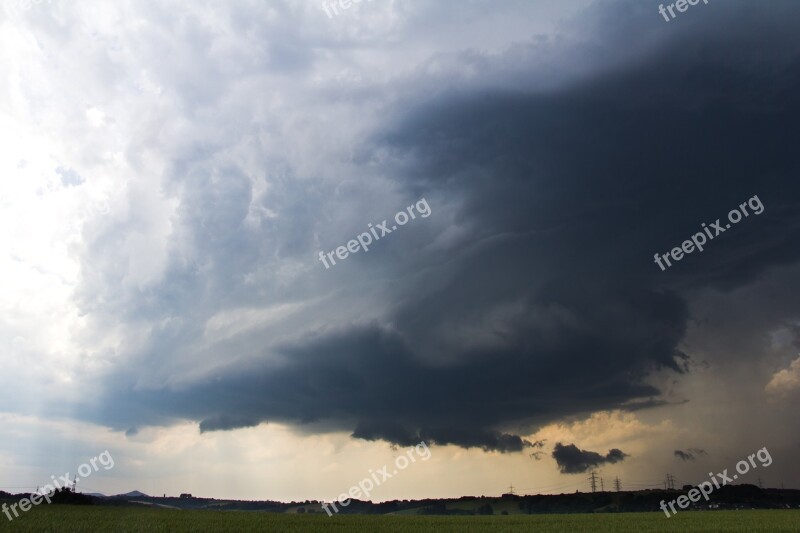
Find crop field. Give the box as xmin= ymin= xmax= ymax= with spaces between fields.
xmin=1 ymin=508 xmax=799 ymax=532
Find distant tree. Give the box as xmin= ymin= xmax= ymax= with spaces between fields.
xmin=477 ymin=503 xmax=494 ymax=515
xmin=48 ymin=488 xmax=92 ymax=506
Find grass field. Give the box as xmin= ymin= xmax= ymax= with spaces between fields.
xmin=1 ymin=507 xmax=799 ymax=532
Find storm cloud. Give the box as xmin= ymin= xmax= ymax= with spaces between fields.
xmin=552 ymin=443 xmax=628 ymax=474
xmin=59 ymin=0 xmax=800 ymax=453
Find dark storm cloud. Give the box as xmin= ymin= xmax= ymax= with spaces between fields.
xmin=674 ymin=450 xmax=693 ymax=461
xmin=552 ymin=443 xmax=628 ymax=474
xmin=199 ymin=414 xmax=263 ymax=433
xmin=344 ymin=0 xmax=798 ymax=446
xmin=675 ymin=448 xmax=707 ymax=461
xmin=90 ymin=0 xmax=800 ymax=450
xmin=95 ymin=324 xmax=663 ymax=451
xmin=529 ymin=439 xmax=546 ymax=460
xmin=354 ymin=423 xmax=533 ymax=452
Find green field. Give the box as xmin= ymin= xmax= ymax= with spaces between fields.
xmin=1 ymin=507 xmax=799 ymax=532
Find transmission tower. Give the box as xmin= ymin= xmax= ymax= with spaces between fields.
xmin=600 ymin=478 xmax=605 ymax=492
xmin=614 ymin=477 xmax=622 ymax=492
xmin=588 ymin=470 xmax=599 ymax=493
xmin=665 ymin=474 xmax=675 ymax=490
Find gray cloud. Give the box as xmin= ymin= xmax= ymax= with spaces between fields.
xmin=674 ymin=450 xmax=692 ymax=461
xmin=552 ymin=443 xmax=628 ymax=474
xmin=199 ymin=414 xmax=263 ymax=434
xmin=353 ymin=423 xmax=534 ymax=453
xmin=675 ymin=448 xmax=708 ymax=461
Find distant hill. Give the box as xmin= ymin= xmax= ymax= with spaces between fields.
xmin=116 ymin=490 xmax=150 ymax=498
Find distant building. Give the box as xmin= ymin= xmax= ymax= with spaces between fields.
xmin=179 ymin=493 xmax=192 ymax=499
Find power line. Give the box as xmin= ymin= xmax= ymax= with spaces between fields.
xmin=517 ymin=479 xmax=586 ymax=492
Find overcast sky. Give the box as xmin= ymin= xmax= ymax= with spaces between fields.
xmin=1 ymin=0 xmax=799 ymax=500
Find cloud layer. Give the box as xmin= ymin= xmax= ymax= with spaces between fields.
xmin=2 ymin=0 xmax=800 ymax=469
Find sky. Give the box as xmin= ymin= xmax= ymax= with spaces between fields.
xmin=0 ymin=0 xmax=799 ymax=501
